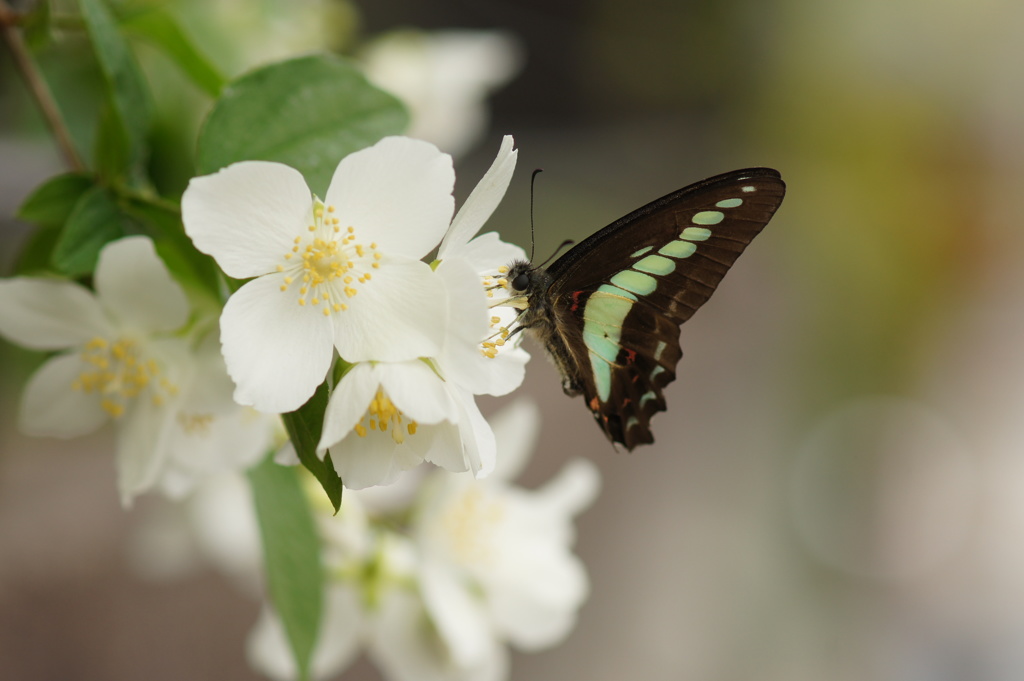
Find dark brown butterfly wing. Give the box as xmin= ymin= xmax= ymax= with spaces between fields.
xmin=544 ymin=168 xmax=785 ymax=449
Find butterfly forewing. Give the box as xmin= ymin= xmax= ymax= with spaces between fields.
xmin=544 ymin=168 xmax=785 ymax=449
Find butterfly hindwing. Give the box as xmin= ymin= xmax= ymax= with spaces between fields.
xmin=549 ymin=289 xmax=681 ymax=448
xmin=543 ymin=168 xmax=785 ymax=449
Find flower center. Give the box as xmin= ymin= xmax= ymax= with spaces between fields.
xmin=354 ymin=388 xmax=418 ymax=445
xmin=177 ymin=412 xmax=214 ymax=434
xmin=71 ymin=337 xmax=178 ymax=418
xmin=277 ymin=201 xmax=383 ymax=317
xmin=479 ymin=264 xmax=513 ymax=359
xmin=439 ymin=486 xmax=505 ymax=568
xmin=480 ymin=317 xmax=511 ymax=359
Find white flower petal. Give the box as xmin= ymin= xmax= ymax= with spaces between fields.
xmin=324 ymin=137 xmax=454 ymax=260
xmin=435 ymin=257 xmax=527 ymax=397
xmin=489 ymin=399 xmax=541 ymax=482
xmin=419 ymin=422 xmax=467 ymax=473
xmin=488 ymin=556 xmax=588 ymax=650
xmin=116 ymin=393 xmax=178 ymax=506
xmin=247 ymin=585 xmax=363 ymax=681
xmin=368 ymin=587 xmax=509 ymax=681
xmin=451 ymin=231 xmax=526 ymax=274
xmin=18 ymin=353 xmax=109 ymax=436
xmin=329 ymin=429 xmax=423 ymax=489
xmin=220 ymin=273 xmax=334 ymax=413
xmin=186 ymin=473 xmax=263 ymax=588
xmin=363 ymin=31 xmax=522 ymax=158
xmin=319 ymin=363 xmax=380 ymax=450
xmin=160 ymin=405 xmax=274 ymax=498
xmin=94 ymin=236 xmax=189 ymax=333
xmin=457 ymin=388 xmax=495 ymax=478
xmin=439 ymin=135 xmax=517 ymax=259
xmin=0 ymin=278 xmax=110 ymax=350
xmin=322 ymin=362 xmax=448 ymax=488
xmin=534 ymin=457 xmax=602 ymax=517
xmin=418 ymin=560 xmax=493 ymax=668
xmin=331 ymin=257 xmax=445 ymax=363
xmin=379 ymin=360 xmax=458 ymax=425
xmin=183 ymin=161 xmax=314 ymax=279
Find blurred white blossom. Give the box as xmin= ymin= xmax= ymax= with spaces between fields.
xmin=243 ymin=400 xmax=600 ymax=681
xmin=0 ymin=236 xmax=276 ymax=504
xmin=363 ymin=30 xmax=523 ymax=157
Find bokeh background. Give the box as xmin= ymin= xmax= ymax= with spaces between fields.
xmin=4 ymin=0 xmax=1024 ymax=679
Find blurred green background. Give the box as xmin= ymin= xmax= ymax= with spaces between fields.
xmin=3 ymin=0 xmax=1024 ymax=679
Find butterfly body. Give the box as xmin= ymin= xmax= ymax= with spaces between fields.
xmin=505 ymin=167 xmax=786 ymax=450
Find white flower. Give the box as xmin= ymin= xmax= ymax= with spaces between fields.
xmin=182 ymin=136 xmax=456 ymax=414
xmin=318 ymin=360 xmax=495 ymax=489
xmin=248 ymin=583 xmax=364 ymax=681
xmin=406 ymin=400 xmax=600 ymax=672
xmin=363 ymin=31 xmax=523 ymax=157
xmin=244 ymin=400 xmax=599 ymax=681
xmin=0 ymin=236 xmax=277 ymax=504
xmin=435 ymin=135 xmax=530 ymax=397
xmin=156 ymin=334 xmax=279 ymax=498
xmin=368 ymin=588 xmax=509 ymax=681
xmin=0 ymin=237 xmax=186 ymax=503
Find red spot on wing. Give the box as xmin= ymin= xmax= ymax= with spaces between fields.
xmin=624 ymin=348 xmax=637 ymax=364
xmin=589 ymin=396 xmax=600 ymax=412
xmin=570 ymin=290 xmax=584 ymax=312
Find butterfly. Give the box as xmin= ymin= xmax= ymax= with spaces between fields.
xmin=502 ymin=167 xmax=785 ymax=450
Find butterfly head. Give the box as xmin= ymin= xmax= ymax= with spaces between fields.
xmin=499 ymin=259 xmax=539 ymax=311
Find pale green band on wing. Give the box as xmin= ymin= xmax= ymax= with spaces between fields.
xmin=585 ymin=290 xmax=634 ymax=322
xmin=610 ymin=269 xmax=657 ymax=295
xmin=596 ymin=283 xmax=637 ymax=301
xmin=640 ymin=390 xmax=658 ymax=407
xmin=659 ymin=240 xmax=697 ymax=258
xmin=681 ymin=226 xmax=712 ymax=241
xmin=633 ymin=254 xmax=676 ymax=276
xmin=716 ymin=198 xmax=743 ymax=208
xmin=692 ymin=210 xmax=724 ymax=225
xmin=650 ymin=365 xmax=665 ymax=381
xmin=631 ymin=246 xmax=653 ymax=258
xmin=583 ymin=328 xmax=620 ymax=364
xmin=589 ymin=352 xmax=612 ymax=401
xmin=625 ymin=416 xmax=640 ymax=431
xmin=584 ymin=284 xmax=638 ymax=401
xmin=654 ymin=340 xmax=667 ymax=361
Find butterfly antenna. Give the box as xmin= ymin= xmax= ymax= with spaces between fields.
xmin=529 ymin=168 xmax=543 ymax=262
xmin=539 ymin=239 xmax=575 ymax=268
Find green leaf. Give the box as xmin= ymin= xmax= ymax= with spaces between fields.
xmin=52 ymin=185 xmax=126 ymax=276
xmin=248 ymin=457 xmax=323 ymax=681
xmin=13 ymin=224 xmax=63 ymax=275
xmin=22 ymin=0 xmax=54 ymax=50
xmin=93 ymin=99 xmax=132 ymax=180
xmin=281 ymin=380 xmax=343 ymax=513
xmin=17 ymin=172 xmax=96 ymax=228
xmin=79 ymin=0 xmax=152 ymax=177
xmin=196 ymin=54 xmax=408 ymax=194
xmin=119 ymin=8 xmax=225 ymax=98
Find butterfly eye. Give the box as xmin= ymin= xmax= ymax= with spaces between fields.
xmin=511 ymin=272 xmax=530 ymax=291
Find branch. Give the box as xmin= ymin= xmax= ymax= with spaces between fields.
xmin=0 ymin=1 xmax=85 ymax=171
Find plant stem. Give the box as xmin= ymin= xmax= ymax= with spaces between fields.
xmin=0 ymin=1 xmax=85 ymax=171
